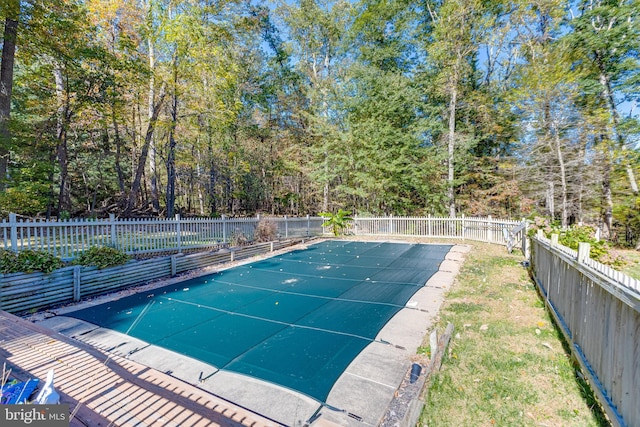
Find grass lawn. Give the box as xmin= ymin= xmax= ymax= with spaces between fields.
xmin=615 ymin=249 xmax=640 ymax=280
xmin=420 ymin=242 xmax=609 ymax=427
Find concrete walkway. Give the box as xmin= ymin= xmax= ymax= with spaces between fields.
xmin=4 ymin=241 xmax=470 ymax=427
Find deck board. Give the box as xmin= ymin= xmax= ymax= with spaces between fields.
xmin=0 ymin=310 xmax=282 ymax=427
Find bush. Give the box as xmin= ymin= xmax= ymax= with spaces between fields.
xmin=528 ymin=217 xmax=613 ymax=263
xmin=254 ymin=219 xmax=278 ymax=242
xmin=320 ymin=209 xmax=353 ymax=237
xmin=73 ymin=246 xmax=131 ymax=269
xmin=0 ymin=249 xmax=64 ymax=274
xmin=229 ymin=229 xmax=249 ymax=247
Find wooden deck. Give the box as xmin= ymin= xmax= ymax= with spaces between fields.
xmin=0 ymin=310 xmax=282 ymax=427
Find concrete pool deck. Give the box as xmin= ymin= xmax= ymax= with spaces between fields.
xmin=2 ymin=241 xmax=470 ymax=426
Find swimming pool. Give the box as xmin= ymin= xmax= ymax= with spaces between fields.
xmin=67 ymin=240 xmax=452 ymax=403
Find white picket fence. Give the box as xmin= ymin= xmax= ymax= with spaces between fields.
xmin=531 ymin=231 xmax=640 ymax=427
xmin=350 ymin=215 xmax=523 ymax=246
xmin=0 ymin=213 xmax=324 ymax=260
xmin=0 ymin=214 xmax=526 ymax=260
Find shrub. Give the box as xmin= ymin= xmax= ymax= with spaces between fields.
xmin=230 ymin=229 xmax=249 ymax=247
xmin=320 ymin=209 xmax=353 ymax=237
xmin=254 ymin=219 xmax=278 ymax=242
xmin=528 ymin=217 xmax=613 ymax=263
xmin=0 ymin=249 xmax=64 ymax=274
xmin=0 ymin=250 xmax=17 ymax=273
xmin=73 ymin=246 xmax=131 ymax=269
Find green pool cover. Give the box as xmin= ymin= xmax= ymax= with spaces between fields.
xmin=68 ymin=240 xmax=452 ymax=402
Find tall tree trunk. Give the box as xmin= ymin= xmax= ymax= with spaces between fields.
xmin=166 ymin=55 xmax=178 ymax=219
xmin=53 ymin=63 xmax=71 ymax=216
xmin=550 ymin=119 xmax=568 ymax=227
xmin=124 ymin=85 xmax=166 ymax=216
xmin=148 ymin=36 xmax=161 ymax=212
xmin=601 ymin=146 xmax=614 ymax=238
xmin=111 ymin=108 xmax=126 ymax=194
xmin=447 ymin=80 xmax=457 ymax=218
xmin=322 ymin=154 xmax=329 ymax=212
xmin=0 ymin=3 xmax=19 ymax=188
xmin=596 ymin=60 xmax=639 ymax=194
xmin=208 ymin=138 xmax=217 ymax=216
xmin=546 ymin=181 xmax=555 ymax=220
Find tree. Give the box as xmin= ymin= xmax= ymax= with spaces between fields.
xmin=277 ymin=0 xmax=351 ymax=212
xmin=0 ymin=0 xmax=19 ymax=188
xmin=424 ymin=0 xmax=485 ymax=217
xmin=568 ymin=0 xmax=639 ymax=194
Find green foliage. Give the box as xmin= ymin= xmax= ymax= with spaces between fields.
xmin=320 ymin=209 xmax=353 ymax=236
xmin=0 ymin=185 xmax=49 ymax=217
xmin=0 ymin=0 xmax=636 ymax=230
xmin=528 ymin=217 xmax=612 ymax=263
xmin=612 ymin=196 xmax=640 ymax=249
xmin=0 ymin=249 xmax=64 ymax=274
xmin=72 ymin=246 xmax=130 ymax=269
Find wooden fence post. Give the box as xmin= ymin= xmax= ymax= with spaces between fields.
xmin=487 ymin=215 xmax=493 ymax=242
xmin=522 ymin=220 xmax=529 ymax=259
xmin=73 ymin=266 xmax=81 ymax=301
xmin=222 ymin=215 xmax=227 ymax=244
xmin=284 ymin=215 xmax=289 ymax=238
xmin=577 ymin=242 xmax=590 ymax=263
xmin=9 ymin=213 xmax=17 ymax=252
xmin=109 ymin=213 xmax=117 ymax=248
xmin=175 ymin=214 xmax=182 ymax=253
xmin=461 ymin=214 xmax=466 ymax=240
xmin=550 ymin=234 xmax=559 ymax=247
xmin=171 ymin=255 xmax=177 ymax=277
xmin=353 ymin=214 xmax=358 ymax=236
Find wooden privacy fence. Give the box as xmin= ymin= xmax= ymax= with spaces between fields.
xmin=530 ymin=232 xmax=640 ymax=427
xmin=1 ymin=214 xmax=526 ymax=259
xmin=0 ymin=239 xmax=302 ymax=314
xmin=1 ymin=213 xmax=324 ymax=260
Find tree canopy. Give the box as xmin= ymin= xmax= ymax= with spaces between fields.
xmin=0 ymin=0 xmax=638 ymax=246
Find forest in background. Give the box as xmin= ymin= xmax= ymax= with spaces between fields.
xmin=0 ymin=0 xmax=638 ymax=247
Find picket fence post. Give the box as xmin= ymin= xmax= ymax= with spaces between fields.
xmin=354 ymin=214 xmax=358 ymax=236
xmin=577 ymin=242 xmax=590 ymax=264
xmin=461 ymin=214 xmax=466 ymax=239
xmin=109 ymin=213 xmax=117 ymax=248
xmin=222 ymin=215 xmax=227 ymax=243
xmin=9 ymin=213 xmax=17 ymax=252
xmin=175 ymin=214 xmax=182 ymax=253
xmin=284 ymin=215 xmax=289 ymax=238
